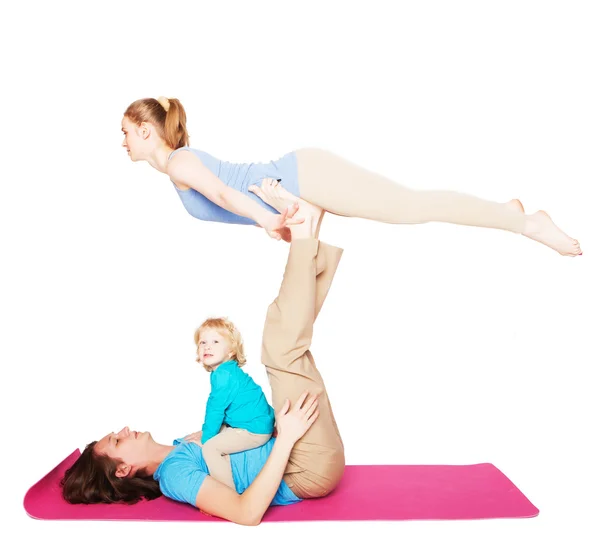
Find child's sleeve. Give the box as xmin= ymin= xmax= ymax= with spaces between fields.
xmin=201 ymin=368 xmax=236 ymax=443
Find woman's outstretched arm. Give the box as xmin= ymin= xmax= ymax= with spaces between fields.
xmin=167 ymin=151 xmax=302 ymax=240
xmin=194 ymin=392 xmax=319 ymax=525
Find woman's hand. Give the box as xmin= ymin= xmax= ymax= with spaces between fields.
xmin=261 ymin=203 xmax=304 ymax=242
xmin=275 ymin=391 xmax=320 ymax=447
xmin=183 ymin=430 xmax=203 ymax=446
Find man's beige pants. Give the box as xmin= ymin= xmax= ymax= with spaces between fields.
xmin=261 ymin=238 xmax=346 ymax=499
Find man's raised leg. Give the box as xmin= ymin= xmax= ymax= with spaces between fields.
xmin=260 ymin=203 xmax=345 ymax=498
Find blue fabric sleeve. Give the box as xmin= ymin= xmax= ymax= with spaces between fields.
xmin=201 ymin=367 xmax=236 ymax=443
xmin=159 ymin=461 xmax=209 ymax=507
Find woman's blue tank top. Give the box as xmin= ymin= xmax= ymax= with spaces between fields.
xmin=168 ymin=147 xmax=300 ymax=225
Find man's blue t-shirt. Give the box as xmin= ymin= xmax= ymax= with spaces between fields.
xmin=154 ymin=437 xmax=301 ymax=507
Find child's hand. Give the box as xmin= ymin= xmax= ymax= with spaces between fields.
xmin=184 ymin=430 xmax=203 ymax=446
xmin=275 ymin=391 xmax=319 ymax=447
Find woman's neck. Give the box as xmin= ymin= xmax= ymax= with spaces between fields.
xmin=145 ymin=144 xmax=174 ymax=174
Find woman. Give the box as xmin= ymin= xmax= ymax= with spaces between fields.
xmin=120 ymin=96 xmax=581 ymax=255
xmin=62 ymin=196 xmax=346 ymax=525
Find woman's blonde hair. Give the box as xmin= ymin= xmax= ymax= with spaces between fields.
xmin=194 ymin=317 xmax=247 ymax=372
xmin=124 ymin=97 xmax=189 ymax=149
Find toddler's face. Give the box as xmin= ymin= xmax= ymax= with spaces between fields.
xmin=197 ymin=328 xmax=234 ymax=369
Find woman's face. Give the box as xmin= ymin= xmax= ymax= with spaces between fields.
xmin=121 ymin=116 xmax=147 ymax=162
xmin=94 ymin=426 xmax=154 ymax=477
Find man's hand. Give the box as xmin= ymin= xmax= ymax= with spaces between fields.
xmin=275 ymin=391 xmax=320 ymax=447
xmin=183 ymin=430 xmax=203 ymax=446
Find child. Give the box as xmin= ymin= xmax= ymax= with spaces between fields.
xmin=193 ymin=317 xmax=275 ymax=490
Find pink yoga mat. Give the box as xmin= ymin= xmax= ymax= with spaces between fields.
xmin=24 ymin=449 xmax=538 ymax=522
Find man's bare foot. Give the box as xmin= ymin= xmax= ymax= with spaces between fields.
xmin=522 ymin=210 xmax=582 ymax=256
xmin=249 ymin=179 xmax=325 ymax=238
xmin=288 ymin=204 xmax=323 ymax=239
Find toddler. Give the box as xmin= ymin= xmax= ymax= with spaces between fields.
xmin=193 ymin=317 xmax=274 ymax=490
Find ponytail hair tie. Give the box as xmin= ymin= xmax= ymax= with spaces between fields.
xmin=157 ymin=96 xmax=171 ymax=112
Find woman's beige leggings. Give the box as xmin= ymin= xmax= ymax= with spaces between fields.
xmin=295 ymin=148 xmax=526 ymax=233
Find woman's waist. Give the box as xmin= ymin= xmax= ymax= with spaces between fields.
xmin=229 ymin=151 xmax=299 ymax=190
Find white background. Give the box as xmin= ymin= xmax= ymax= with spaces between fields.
xmin=1 ymin=1 xmax=598 ymax=535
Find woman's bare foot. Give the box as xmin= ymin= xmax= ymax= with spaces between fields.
xmin=250 ymin=179 xmax=325 ymax=238
xmin=522 ymin=210 xmax=582 ymax=256
xmin=504 ymin=198 xmax=581 ymax=256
